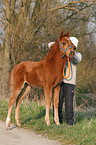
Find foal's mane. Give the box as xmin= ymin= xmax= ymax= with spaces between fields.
xmin=44 ymin=40 xmax=59 ymax=59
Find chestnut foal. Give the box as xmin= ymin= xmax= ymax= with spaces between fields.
xmin=6 ymin=31 xmax=75 ymax=130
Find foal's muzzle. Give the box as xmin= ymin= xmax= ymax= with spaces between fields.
xmin=69 ymin=51 xmax=75 ymax=58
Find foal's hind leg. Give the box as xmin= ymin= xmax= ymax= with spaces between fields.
xmin=53 ymin=85 xmax=60 ymax=125
xmin=15 ymin=84 xmax=31 ymax=127
xmin=6 ymin=90 xmax=20 ymax=130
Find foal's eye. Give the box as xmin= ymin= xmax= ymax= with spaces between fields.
xmin=62 ymin=42 xmax=66 ymax=45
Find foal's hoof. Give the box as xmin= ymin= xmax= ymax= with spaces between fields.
xmin=16 ymin=120 xmax=21 ymax=127
xmin=55 ymin=121 xmax=60 ymax=126
xmin=6 ymin=126 xmax=10 ymax=130
xmin=17 ymin=121 xmax=21 ymax=127
xmin=6 ymin=124 xmax=10 ymax=130
xmin=6 ymin=117 xmax=10 ymax=130
xmin=46 ymin=122 xmax=50 ymax=126
xmin=17 ymin=123 xmax=21 ymax=127
xmin=45 ymin=117 xmax=50 ymax=126
xmin=56 ymin=122 xmax=60 ymax=126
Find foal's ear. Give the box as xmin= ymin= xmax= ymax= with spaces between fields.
xmin=59 ymin=30 xmax=64 ymax=40
xmin=65 ymin=31 xmax=70 ymax=37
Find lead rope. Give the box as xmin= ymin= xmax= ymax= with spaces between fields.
xmin=58 ymin=39 xmax=71 ymax=79
xmin=63 ymin=57 xmax=70 ymax=79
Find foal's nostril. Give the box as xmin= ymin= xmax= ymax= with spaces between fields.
xmin=69 ymin=51 xmax=75 ymax=57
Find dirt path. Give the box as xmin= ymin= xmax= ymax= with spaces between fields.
xmin=0 ymin=121 xmax=61 ymax=145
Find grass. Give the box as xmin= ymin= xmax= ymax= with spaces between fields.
xmin=0 ymin=99 xmax=96 ymax=145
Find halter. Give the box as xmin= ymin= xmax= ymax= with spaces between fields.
xmin=58 ymin=39 xmax=73 ymax=79
xmin=58 ymin=39 xmax=74 ymax=57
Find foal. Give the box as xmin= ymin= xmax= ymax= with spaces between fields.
xmin=6 ymin=31 xmax=75 ymax=130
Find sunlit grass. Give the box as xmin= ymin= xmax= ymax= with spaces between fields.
xmin=0 ymin=99 xmax=96 ymax=145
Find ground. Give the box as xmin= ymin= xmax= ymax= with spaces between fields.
xmin=0 ymin=120 xmax=61 ymax=145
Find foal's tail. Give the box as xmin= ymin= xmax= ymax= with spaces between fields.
xmin=9 ymin=68 xmax=14 ymax=90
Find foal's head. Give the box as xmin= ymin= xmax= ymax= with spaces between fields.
xmin=58 ymin=31 xmax=75 ymax=58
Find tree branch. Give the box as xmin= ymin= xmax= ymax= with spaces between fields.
xmin=31 ymin=1 xmax=96 ymax=22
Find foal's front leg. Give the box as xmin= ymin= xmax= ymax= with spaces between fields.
xmin=53 ymin=85 xmax=60 ymax=125
xmin=44 ymin=87 xmax=52 ymax=126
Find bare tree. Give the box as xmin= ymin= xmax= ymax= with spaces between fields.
xmin=0 ymin=0 xmax=96 ymax=100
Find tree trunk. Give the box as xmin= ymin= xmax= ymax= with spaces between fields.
xmin=1 ymin=0 xmax=11 ymax=98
